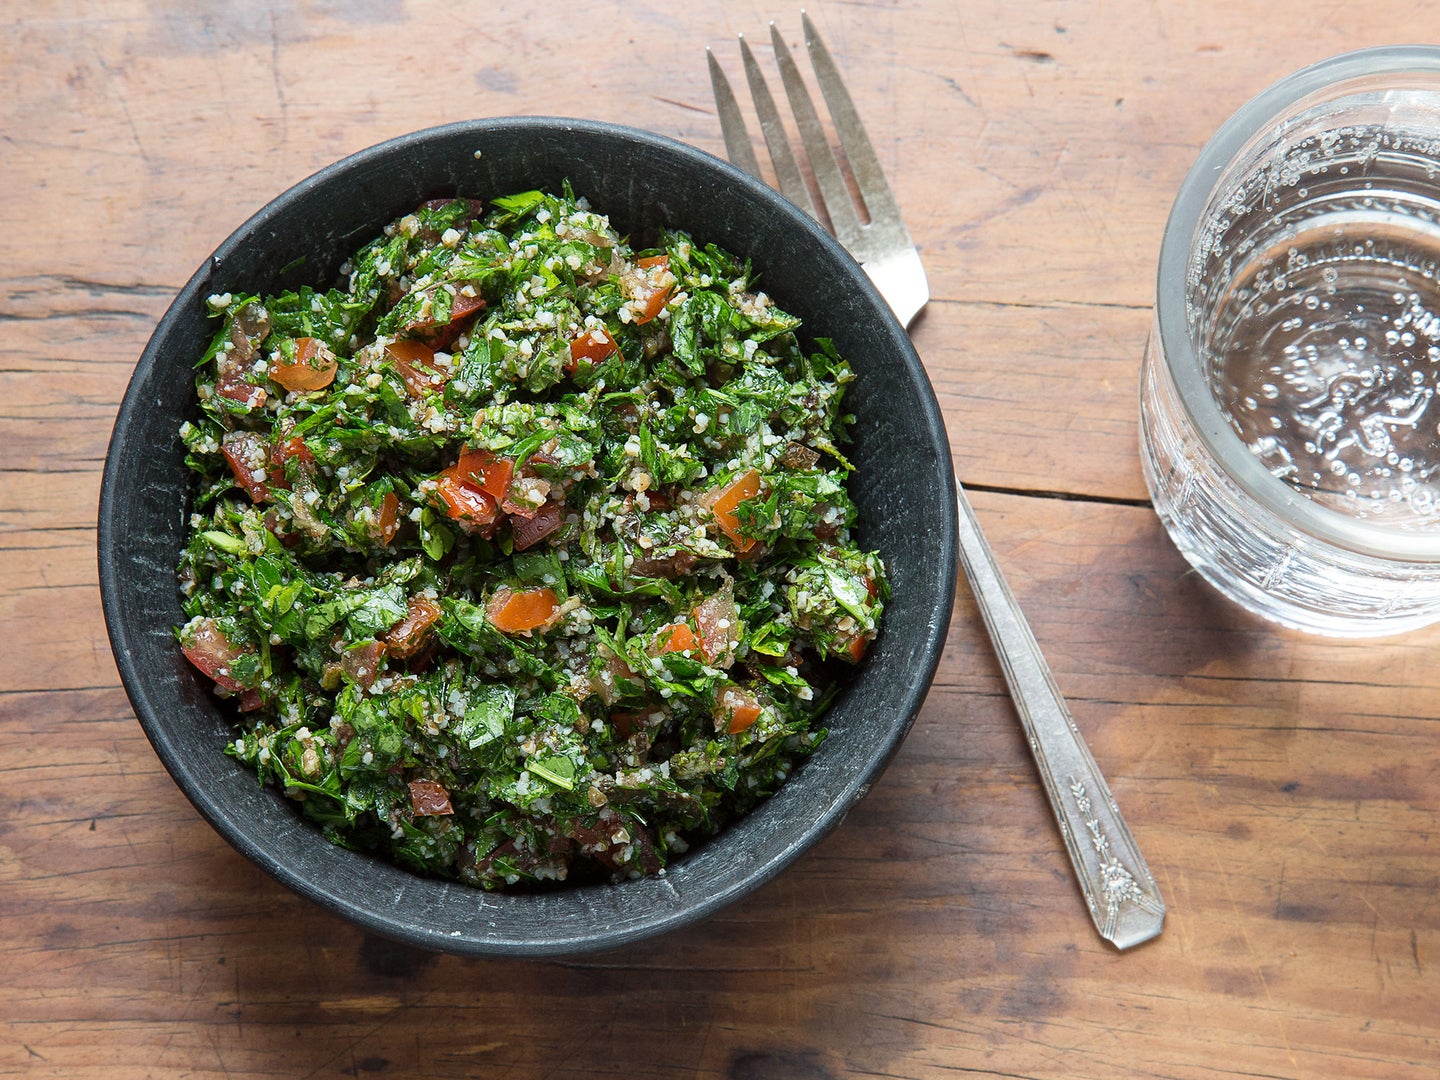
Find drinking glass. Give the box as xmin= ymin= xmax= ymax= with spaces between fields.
xmin=1141 ymin=46 xmax=1440 ymax=637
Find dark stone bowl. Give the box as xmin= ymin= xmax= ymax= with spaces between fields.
xmin=98 ymin=117 xmax=958 ymax=956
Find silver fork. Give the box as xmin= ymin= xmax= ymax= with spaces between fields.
xmin=708 ymin=14 xmax=1164 ymax=950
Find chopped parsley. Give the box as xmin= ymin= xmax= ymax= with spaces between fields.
xmin=175 ymin=187 xmax=888 ymax=888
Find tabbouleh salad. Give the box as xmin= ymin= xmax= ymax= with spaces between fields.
xmin=176 ymin=186 xmax=887 ymax=888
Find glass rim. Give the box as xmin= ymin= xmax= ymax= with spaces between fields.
xmin=1156 ymin=44 xmax=1440 ymax=563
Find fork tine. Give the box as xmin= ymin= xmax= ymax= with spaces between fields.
xmin=800 ymin=11 xmax=909 ymax=244
xmin=707 ymin=48 xmax=765 ymax=182
xmin=738 ymin=34 xmax=819 ymax=219
xmin=769 ymin=21 xmax=864 ymax=251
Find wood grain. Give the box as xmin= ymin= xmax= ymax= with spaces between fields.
xmin=4 ymin=1 xmax=1440 ymax=1078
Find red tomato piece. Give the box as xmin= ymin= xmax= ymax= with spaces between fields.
xmin=715 ymin=687 xmax=762 ymax=735
xmin=443 ymin=448 xmax=513 ymax=501
xmin=403 ymin=284 xmax=487 ymax=349
xmin=435 ymin=474 xmax=501 ymax=532
xmin=215 ymin=367 xmax=268 ymax=409
xmin=691 ymin=589 xmax=739 ymax=668
xmin=622 ymin=255 xmax=675 ymax=324
xmin=408 ymin=779 xmax=454 ymax=817
xmin=376 ymin=491 xmax=400 ymax=545
xmin=567 ymin=326 xmax=619 ymax=372
xmin=221 ymin=431 xmax=272 ymax=503
xmin=837 ymin=633 xmax=872 ymax=664
xmin=706 ymin=469 xmax=762 ymax=551
xmin=424 ymin=289 xmax=487 ymax=350
xmin=340 ymin=639 xmax=385 ymax=691
xmin=270 ymin=336 xmax=339 ymax=392
xmin=487 ymin=586 xmax=560 ymax=635
xmin=267 ymin=435 xmax=316 ymax=492
xmin=728 ymin=704 xmax=762 ymax=734
xmin=383 ymin=596 xmax=443 ymax=660
xmin=385 ymin=339 xmax=448 ymax=398
xmin=590 ymin=650 xmax=638 ymax=706
xmin=658 ymin=621 xmax=701 ymax=655
xmin=180 ymin=618 xmax=248 ymax=693
xmin=510 ymin=499 xmax=564 ymax=550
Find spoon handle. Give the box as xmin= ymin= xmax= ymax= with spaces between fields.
xmin=954 ymin=483 xmax=1165 ymax=950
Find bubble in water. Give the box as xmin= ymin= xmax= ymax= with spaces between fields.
xmin=1204 ymin=188 xmax=1440 ymax=529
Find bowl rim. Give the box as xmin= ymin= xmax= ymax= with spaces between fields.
xmin=98 ymin=115 xmax=959 ymax=956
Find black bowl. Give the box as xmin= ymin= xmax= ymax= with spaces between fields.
xmin=98 ymin=117 xmax=958 ymax=956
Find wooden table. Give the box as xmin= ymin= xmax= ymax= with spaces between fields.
xmin=5 ymin=2 xmax=1438 ymax=1077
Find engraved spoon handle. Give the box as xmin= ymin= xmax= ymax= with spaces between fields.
xmin=955 ymin=482 xmax=1165 ymax=949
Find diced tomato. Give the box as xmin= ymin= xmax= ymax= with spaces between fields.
xmin=658 ymin=621 xmax=701 ymax=655
xmin=261 ymin=509 xmax=300 ymax=547
xmin=567 ymin=326 xmax=618 ymax=373
xmin=728 ymin=703 xmax=762 ymax=734
xmin=215 ymin=366 xmax=267 ymax=409
xmin=267 ymin=435 xmax=316 ymax=492
xmin=385 ymin=339 xmax=448 ymax=397
xmin=376 ymin=491 xmax=400 ymax=545
xmin=404 ymin=284 xmax=487 ymax=349
xmin=408 ymin=779 xmax=454 ymax=817
xmin=340 ymin=639 xmax=385 ymax=690
xmin=622 ymin=255 xmax=675 ymax=324
xmin=837 ymin=633 xmax=872 ymax=664
xmin=691 ymin=588 xmax=739 ymax=668
xmin=487 ymin=586 xmax=560 ymax=634
xmin=180 ymin=617 xmax=248 ymax=693
xmin=213 ymin=302 xmax=271 ymax=408
xmin=511 ymin=499 xmax=564 ymax=550
xmin=238 ymin=689 xmax=266 ymax=712
xmin=629 ymin=550 xmax=697 ymax=580
xmin=450 ymin=291 xmax=486 ymax=321
xmin=435 ymin=474 xmax=501 ymax=532
xmin=383 ymin=596 xmax=443 ymax=659
xmin=591 ymin=649 xmax=637 ymax=705
xmin=426 ymin=289 xmax=487 ymax=350
xmin=443 ymin=448 xmax=513 ymax=501
xmin=715 ymin=687 xmax=762 ymax=735
xmin=706 ymin=469 xmax=762 ymax=551
xmin=221 ymin=431 xmax=272 ymax=503
xmin=270 ymin=336 xmax=339 ymax=392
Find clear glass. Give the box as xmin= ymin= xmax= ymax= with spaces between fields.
xmin=1141 ymin=46 xmax=1440 ymax=636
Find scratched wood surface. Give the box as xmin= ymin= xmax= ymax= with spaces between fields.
xmin=4 ymin=1 xmax=1439 ymax=1077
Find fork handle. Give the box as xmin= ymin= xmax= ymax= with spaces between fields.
xmin=954 ymin=482 xmax=1165 ymax=950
